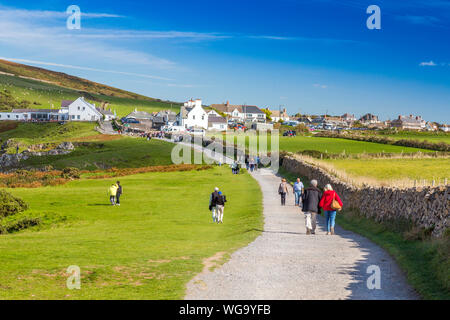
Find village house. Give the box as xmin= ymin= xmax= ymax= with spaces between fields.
xmin=269 ymin=108 xmax=290 ymax=122
xmin=208 ymin=116 xmax=227 ymax=131
xmin=61 ymin=97 xmax=103 ymax=122
xmin=359 ymin=113 xmax=380 ymax=125
xmin=390 ymin=115 xmax=426 ymax=130
xmin=439 ymin=124 xmax=450 ymax=132
xmin=0 ymin=97 xmax=116 ymax=122
xmin=210 ymin=101 xmax=266 ymax=123
xmin=341 ymin=113 xmax=356 ymax=124
xmin=177 ymin=99 xmax=209 ymax=130
xmin=122 ymin=110 xmax=153 ymax=132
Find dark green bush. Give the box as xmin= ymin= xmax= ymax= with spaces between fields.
xmin=0 ymin=190 xmax=29 ymax=218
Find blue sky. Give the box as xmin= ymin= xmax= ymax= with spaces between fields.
xmin=0 ymin=0 xmax=449 ymax=122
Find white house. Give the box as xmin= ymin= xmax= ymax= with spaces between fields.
xmin=269 ymin=108 xmax=290 ymax=122
xmin=210 ymin=101 xmax=266 ymax=123
xmin=208 ymin=116 xmax=227 ymax=131
xmin=439 ymin=124 xmax=450 ymax=132
xmin=177 ymin=99 xmax=209 ymax=129
xmin=63 ymin=97 xmax=103 ymax=122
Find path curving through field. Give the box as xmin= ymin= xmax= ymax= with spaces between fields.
xmin=185 ymin=168 xmax=419 ymax=300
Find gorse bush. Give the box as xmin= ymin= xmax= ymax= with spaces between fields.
xmin=0 ymin=190 xmax=28 ymax=218
xmin=61 ymin=167 xmax=81 ymax=179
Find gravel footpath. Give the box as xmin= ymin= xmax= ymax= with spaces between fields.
xmin=185 ymin=168 xmax=419 ymax=300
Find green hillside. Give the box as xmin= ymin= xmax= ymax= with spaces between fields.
xmin=0 ymin=59 xmax=181 ymax=117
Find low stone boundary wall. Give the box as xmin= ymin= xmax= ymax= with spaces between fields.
xmin=281 ymin=155 xmax=449 ymax=237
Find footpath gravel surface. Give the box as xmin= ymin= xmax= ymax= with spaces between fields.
xmin=185 ymin=168 xmax=419 ymax=300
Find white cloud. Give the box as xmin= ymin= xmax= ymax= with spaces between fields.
xmin=313 ymin=84 xmax=328 ymax=89
xmin=397 ymin=15 xmax=441 ymax=26
xmin=419 ymin=61 xmax=438 ymax=66
xmin=0 ymin=8 xmax=124 ymax=19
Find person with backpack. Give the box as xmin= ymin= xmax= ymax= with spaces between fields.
xmin=209 ymin=187 xmax=220 ymax=223
xmin=216 ymin=191 xmax=227 ymax=224
xmin=108 ymin=183 xmax=118 ymax=206
xmin=278 ymin=178 xmax=290 ymax=206
xmin=293 ymin=178 xmax=304 ymax=207
xmin=319 ymin=184 xmax=343 ymax=235
xmin=116 ymin=181 xmax=123 ymax=206
xmin=302 ymin=179 xmax=322 ymax=235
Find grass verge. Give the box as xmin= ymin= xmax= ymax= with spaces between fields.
xmin=278 ymin=166 xmax=449 ymax=300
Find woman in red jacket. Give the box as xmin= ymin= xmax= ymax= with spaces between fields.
xmin=319 ymin=184 xmax=343 ymax=235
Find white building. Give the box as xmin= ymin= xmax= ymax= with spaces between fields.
xmin=177 ymin=99 xmax=209 ymax=129
xmin=63 ymin=97 xmax=103 ymax=122
xmin=210 ymin=101 xmax=266 ymax=123
xmin=208 ymin=116 xmax=227 ymax=131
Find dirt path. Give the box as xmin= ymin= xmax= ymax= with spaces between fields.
xmin=185 ymin=168 xmax=419 ymax=300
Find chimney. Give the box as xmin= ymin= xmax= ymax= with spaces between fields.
xmin=226 ymin=101 xmax=229 ymax=107
xmin=409 ymin=114 xmax=413 ymax=118
xmin=398 ymin=115 xmax=401 ymax=120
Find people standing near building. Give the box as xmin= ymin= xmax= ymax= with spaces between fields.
xmin=108 ymin=183 xmax=118 ymax=206
xmin=216 ymin=191 xmax=227 ymax=224
xmin=209 ymin=187 xmax=220 ymax=223
xmin=302 ymin=179 xmax=322 ymax=235
xmin=116 ymin=181 xmax=123 ymax=206
xmin=278 ymin=178 xmax=290 ymax=206
xmin=293 ymin=178 xmax=304 ymax=207
xmin=319 ymin=184 xmax=343 ymax=235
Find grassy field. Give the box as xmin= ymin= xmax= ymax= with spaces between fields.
xmin=0 ymin=122 xmax=98 ymax=148
xmin=366 ymin=131 xmax=450 ymax=144
xmin=0 ymin=74 xmax=180 ymax=117
xmin=218 ymin=134 xmax=432 ymax=154
xmin=324 ymin=158 xmax=450 ymax=183
xmin=0 ymin=166 xmax=263 ymax=299
xmin=20 ymin=137 xmax=178 ymax=170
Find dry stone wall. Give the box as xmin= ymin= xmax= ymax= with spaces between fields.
xmin=281 ymin=155 xmax=449 ymax=237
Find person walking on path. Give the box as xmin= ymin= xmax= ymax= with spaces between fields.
xmin=278 ymin=178 xmax=290 ymax=206
xmin=216 ymin=191 xmax=227 ymax=224
xmin=319 ymin=184 xmax=343 ymax=235
xmin=293 ymin=178 xmax=304 ymax=207
xmin=209 ymin=187 xmax=220 ymax=223
xmin=108 ymin=183 xmax=118 ymax=206
xmin=116 ymin=181 xmax=123 ymax=206
xmin=302 ymin=179 xmax=322 ymax=235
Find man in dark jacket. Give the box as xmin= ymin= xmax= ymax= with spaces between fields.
xmin=302 ymin=179 xmax=322 ymax=235
xmin=116 ymin=181 xmax=123 ymax=206
xmin=216 ymin=191 xmax=227 ymax=224
xmin=209 ymin=187 xmax=220 ymax=223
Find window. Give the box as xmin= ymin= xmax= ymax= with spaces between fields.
xmin=193 ymin=115 xmax=196 ymax=120
xmin=7 ymin=115 xmax=10 ymax=118
xmin=202 ymin=115 xmax=204 ymax=120
xmin=83 ymin=107 xmax=85 ymax=111
xmin=16 ymin=115 xmax=19 ymax=119
xmin=77 ymin=115 xmax=81 ymax=120
xmin=72 ymin=115 xmax=75 ymax=120
xmin=78 ymin=106 xmax=80 ymax=110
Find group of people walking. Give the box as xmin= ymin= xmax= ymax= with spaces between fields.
xmin=209 ymin=187 xmax=227 ymax=224
xmin=107 ymin=181 xmax=123 ymax=206
xmin=278 ymin=178 xmax=343 ymax=235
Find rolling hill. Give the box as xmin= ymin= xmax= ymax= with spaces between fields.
xmin=0 ymin=59 xmax=181 ymax=117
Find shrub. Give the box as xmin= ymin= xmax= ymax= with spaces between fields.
xmin=0 ymin=217 xmax=41 ymax=234
xmin=0 ymin=190 xmax=29 ymax=218
xmin=61 ymin=167 xmax=81 ymax=179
